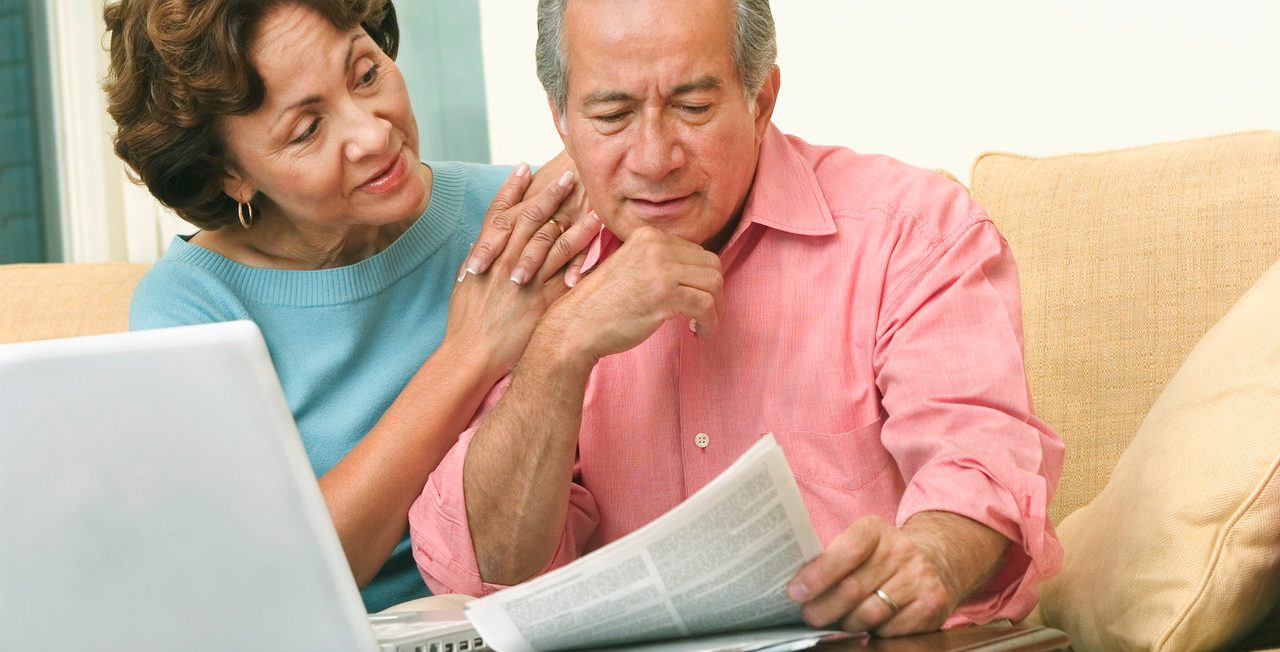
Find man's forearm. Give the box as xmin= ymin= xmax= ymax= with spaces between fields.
xmin=902 ymin=511 xmax=1010 ymax=606
xmin=463 ymin=326 xmax=596 ymax=585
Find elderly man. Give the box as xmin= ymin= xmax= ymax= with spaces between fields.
xmin=411 ymin=0 xmax=1063 ymax=636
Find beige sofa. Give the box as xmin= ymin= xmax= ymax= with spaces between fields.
xmin=3 ymin=132 xmax=1278 ymax=651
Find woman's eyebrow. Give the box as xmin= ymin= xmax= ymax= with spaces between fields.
xmin=271 ymin=33 xmax=367 ymax=129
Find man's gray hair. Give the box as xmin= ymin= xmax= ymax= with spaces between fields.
xmin=536 ymin=0 xmax=777 ymax=115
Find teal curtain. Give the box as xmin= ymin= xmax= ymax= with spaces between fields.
xmin=0 ymin=0 xmax=49 ymax=263
xmin=395 ymin=0 xmax=491 ymax=164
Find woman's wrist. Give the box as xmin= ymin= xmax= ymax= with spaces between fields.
xmin=434 ymin=332 xmax=508 ymax=389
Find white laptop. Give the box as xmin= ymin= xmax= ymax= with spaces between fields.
xmin=0 ymin=321 xmax=486 ymax=652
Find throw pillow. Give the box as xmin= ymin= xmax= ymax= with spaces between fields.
xmin=1038 ymin=256 xmax=1280 ymax=651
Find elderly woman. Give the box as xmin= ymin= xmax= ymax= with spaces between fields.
xmin=103 ymin=0 xmax=596 ymax=612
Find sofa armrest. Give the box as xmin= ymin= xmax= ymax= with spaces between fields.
xmin=0 ymin=262 xmax=149 ymax=344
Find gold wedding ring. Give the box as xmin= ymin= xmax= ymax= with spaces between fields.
xmin=547 ymin=217 xmax=566 ymax=236
xmin=873 ymin=589 xmax=901 ymax=616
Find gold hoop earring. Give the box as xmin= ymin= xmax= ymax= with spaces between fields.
xmin=237 ymin=198 xmax=255 ymax=229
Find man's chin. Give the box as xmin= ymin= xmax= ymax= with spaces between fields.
xmin=614 ymin=219 xmax=699 ymax=243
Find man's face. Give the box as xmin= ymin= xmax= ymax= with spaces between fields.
xmin=553 ymin=0 xmax=776 ymax=248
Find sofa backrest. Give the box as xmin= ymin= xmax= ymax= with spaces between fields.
xmin=0 ymin=262 xmax=149 ymax=344
xmin=970 ymin=131 xmax=1280 ymax=523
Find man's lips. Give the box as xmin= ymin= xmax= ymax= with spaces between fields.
xmin=357 ymin=152 xmax=407 ymax=194
xmin=627 ymin=194 xmax=694 ymax=213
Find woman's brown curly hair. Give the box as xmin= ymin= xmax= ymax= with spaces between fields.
xmin=103 ymin=0 xmax=399 ymax=230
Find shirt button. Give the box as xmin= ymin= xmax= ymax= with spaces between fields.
xmin=694 ymin=432 xmax=710 ymax=448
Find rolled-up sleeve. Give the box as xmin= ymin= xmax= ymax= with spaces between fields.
xmin=409 ymin=424 xmax=602 ymax=597
xmin=873 ymin=217 xmax=1064 ymax=625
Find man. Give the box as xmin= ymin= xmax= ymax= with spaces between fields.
xmin=411 ymin=0 xmax=1063 ymax=636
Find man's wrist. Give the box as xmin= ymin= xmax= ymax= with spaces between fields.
xmin=903 ymin=511 xmax=1009 ymax=605
xmin=525 ymin=313 xmax=598 ymax=380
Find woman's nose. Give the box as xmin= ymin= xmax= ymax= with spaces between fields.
xmin=342 ymin=100 xmax=391 ymax=162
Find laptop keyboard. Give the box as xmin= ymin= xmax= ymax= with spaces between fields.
xmin=370 ymin=619 xmax=488 ymax=652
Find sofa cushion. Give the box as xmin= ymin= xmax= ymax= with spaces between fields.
xmin=0 ymin=263 xmax=149 ymax=344
xmin=970 ymin=131 xmax=1280 ymax=523
xmin=1038 ymin=255 xmax=1280 ymax=651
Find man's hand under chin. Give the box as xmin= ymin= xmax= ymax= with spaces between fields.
xmin=786 ymin=512 xmax=1009 ymax=637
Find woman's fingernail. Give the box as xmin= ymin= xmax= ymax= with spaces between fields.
xmin=689 ymin=319 xmax=698 ymax=333
xmin=566 ymin=273 xmax=578 ymax=288
xmin=514 ymin=162 xmax=530 ymax=177
xmin=557 ymin=170 xmax=574 ymax=188
xmin=510 ymin=269 xmax=529 ymax=285
xmin=456 ymin=268 xmax=466 ymax=283
xmin=465 ymin=257 xmax=482 ymax=275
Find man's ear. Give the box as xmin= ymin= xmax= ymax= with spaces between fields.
xmin=549 ymin=94 xmax=571 ymax=147
xmin=752 ymin=65 xmax=781 ymax=142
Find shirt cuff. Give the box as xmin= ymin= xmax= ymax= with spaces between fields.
xmin=895 ymin=458 xmax=1063 ymax=626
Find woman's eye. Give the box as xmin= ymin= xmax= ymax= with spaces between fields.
xmin=360 ymin=63 xmax=381 ymax=86
xmin=290 ymin=119 xmax=320 ymax=145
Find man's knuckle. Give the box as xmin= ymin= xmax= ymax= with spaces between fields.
xmin=696 ymin=293 xmax=715 ymax=313
xmin=917 ymin=591 xmax=947 ymax=616
xmin=835 ymin=576 xmax=865 ymax=601
xmin=839 ymin=612 xmax=869 ymax=633
xmin=891 ymin=535 xmax=917 ymax=558
xmin=801 ymin=605 xmax=823 ymax=626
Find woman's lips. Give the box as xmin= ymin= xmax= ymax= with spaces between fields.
xmin=357 ymin=152 xmax=407 ymax=194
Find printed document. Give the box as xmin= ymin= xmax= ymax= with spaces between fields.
xmin=466 ymin=434 xmax=827 ymax=651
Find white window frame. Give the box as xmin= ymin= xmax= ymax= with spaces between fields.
xmin=45 ymin=0 xmax=177 ymax=263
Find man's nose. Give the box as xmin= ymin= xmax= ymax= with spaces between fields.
xmin=626 ymin=115 xmax=685 ymax=180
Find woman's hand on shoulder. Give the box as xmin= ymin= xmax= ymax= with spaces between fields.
xmin=444 ymin=161 xmax=601 ymax=381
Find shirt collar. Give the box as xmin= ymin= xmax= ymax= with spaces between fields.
xmin=738 ymin=123 xmax=837 ymax=237
xmin=580 ymin=123 xmax=836 ymax=273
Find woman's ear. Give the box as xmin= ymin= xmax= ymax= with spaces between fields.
xmin=221 ymin=167 xmax=253 ymax=202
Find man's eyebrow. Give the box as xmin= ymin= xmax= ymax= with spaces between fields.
xmin=671 ymin=75 xmax=722 ymax=96
xmin=273 ymin=33 xmax=366 ymax=129
xmin=582 ymin=90 xmax=634 ymax=108
xmin=580 ymin=76 xmax=723 ymax=109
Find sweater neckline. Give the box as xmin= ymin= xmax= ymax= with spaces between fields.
xmin=165 ymin=161 xmax=469 ymax=306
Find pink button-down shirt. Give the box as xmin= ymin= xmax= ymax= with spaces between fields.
xmin=410 ymin=125 xmax=1063 ymax=625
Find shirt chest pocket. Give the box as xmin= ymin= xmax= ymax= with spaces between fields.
xmin=770 ymin=417 xmax=893 ymax=494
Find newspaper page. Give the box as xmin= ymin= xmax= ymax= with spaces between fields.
xmin=466 ymin=434 xmax=825 ymax=652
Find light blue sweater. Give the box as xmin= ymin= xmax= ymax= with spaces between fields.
xmin=130 ymin=161 xmax=510 ymax=612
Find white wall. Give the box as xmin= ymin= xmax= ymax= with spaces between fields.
xmin=478 ymin=0 xmax=1280 ymax=182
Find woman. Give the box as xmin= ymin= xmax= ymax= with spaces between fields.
xmin=103 ymin=0 xmax=597 ymax=611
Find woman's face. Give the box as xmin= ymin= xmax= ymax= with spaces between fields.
xmin=220 ymin=4 xmax=427 ymax=231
